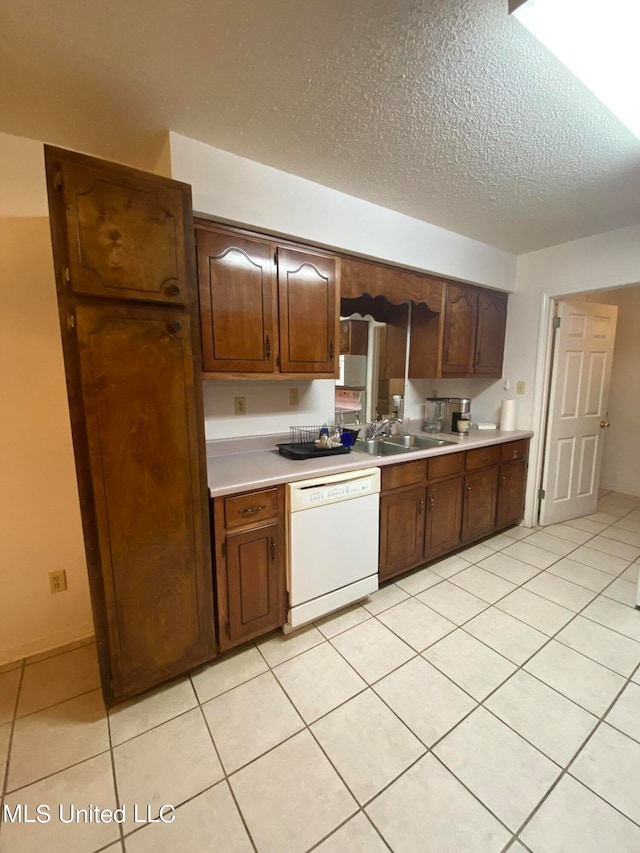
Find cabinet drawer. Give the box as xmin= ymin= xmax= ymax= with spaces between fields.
xmin=428 ymin=452 xmax=464 ymax=481
xmin=465 ymin=445 xmax=500 ymax=471
xmin=500 ymin=440 xmax=529 ymax=463
xmin=381 ymin=460 xmax=427 ymax=491
xmin=224 ymin=488 xmax=280 ymax=530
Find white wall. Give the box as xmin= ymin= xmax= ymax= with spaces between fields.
xmin=203 ymin=380 xmax=335 ymax=440
xmin=505 ymin=226 xmax=640 ymax=524
xmin=585 ymin=288 xmax=640 ymax=496
xmin=0 ymin=131 xmax=94 ymax=663
xmin=170 ymin=133 xmax=517 ymax=435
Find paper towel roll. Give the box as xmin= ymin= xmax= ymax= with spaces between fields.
xmin=500 ymin=398 xmax=516 ymax=431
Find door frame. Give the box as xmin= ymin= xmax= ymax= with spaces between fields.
xmin=528 ymin=289 xmax=622 ymax=528
xmin=525 ymin=291 xmax=556 ymax=528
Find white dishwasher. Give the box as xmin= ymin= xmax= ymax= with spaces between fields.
xmin=286 ymin=467 xmax=381 ymax=631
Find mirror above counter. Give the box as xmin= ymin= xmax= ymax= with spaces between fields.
xmin=335 ymin=254 xmax=509 ymax=431
xmin=337 ymin=296 xmax=408 ymax=425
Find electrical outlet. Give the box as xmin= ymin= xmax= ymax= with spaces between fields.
xmin=234 ymin=396 xmax=246 ymax=416
xmin=289 ymin=387 xmax=299 ymax=406
xmin=49 ymin=570 xmax=67 ymax=594
xmin=516 ymin=381 xmax=526 ymax=395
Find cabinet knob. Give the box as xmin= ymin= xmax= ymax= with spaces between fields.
xmin=167 ymin=321 xmax=182 ymax=335
xmin=166 ymin=283 xmax=181 ymax=296
xmin=417 ymin=498 xmax=425 ymax=515
xmin=271 ymin=538 xmax=276 ymax=560
xmin=428 ymin=495 xmax=434 ymax=512
xmin=512 ymin=450 xmax=519 ymax=459
xmin=481 ymin=456 xmax=489 ymax=463
xmin=599 ymin=420 xmax=610 ymax=428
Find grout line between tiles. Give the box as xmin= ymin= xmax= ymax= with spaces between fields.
xmin=3 ymin=497 xmax=640 ymax=852
xmin=507 ymin=661 xmax=640 ymax=844
xmin=193 ymin=671 xmax=266 ymax=853
xmin=0 ymin=661 xmax=25 ymax=846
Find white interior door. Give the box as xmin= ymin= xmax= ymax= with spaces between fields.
xmin=540 ymin=299 xmax=618 ymax=526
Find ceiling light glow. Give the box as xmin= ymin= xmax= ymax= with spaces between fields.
xmin=512 ymin=0 xmax=640 ymax=139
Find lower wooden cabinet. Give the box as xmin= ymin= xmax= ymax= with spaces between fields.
xmin=379 ymin=439 xmax=529 ymax=580
xmin=212 ymin=486 xmax=286 ymax=651
xmin=496 ymin=439 xmax=529 ymax=530
xmin=497 ymin=460 xmax=528 ymax=528
xmin=462 ymin=467 xmax=499 ymax=542
xmin=379 ymin=486 xmax=426 ymax=582
xmin=425 ymin=476 xmax=464 ymax=559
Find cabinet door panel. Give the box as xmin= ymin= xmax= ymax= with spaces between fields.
xmin=379 ymin=487 xmax=426 ymax=581
xmin=462 ymin=468 xmax=498 ymax=542
xmin=475 ymin=290 xmax=508 ymax=377
xmin=277 ymin=247 xmax=338 ymax=374
xmin=61 ymin=160 xmax=189 ymax=305
xmin=196 ymin=228 xmax=277 ymax=373
xmin=225 ymin=522 xmax=285 ymax=648
xmin=75 ymin=304 xmax=215 ymax=697
xmin=442 ymin=284 xmax=477 ymax=377
xmin=425 ymin=477 xmax=463 ymax=560
xmin=497 ymin=461 xmax=527 ymax=528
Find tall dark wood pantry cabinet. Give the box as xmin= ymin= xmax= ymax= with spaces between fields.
xmin=45 ymin=147 xmax=215 ymax=704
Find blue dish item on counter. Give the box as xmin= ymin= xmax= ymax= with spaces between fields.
xmin=340 ymin=432 xmax=355 ymax=448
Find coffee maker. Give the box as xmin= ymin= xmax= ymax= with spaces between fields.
xmin=449 ymin=397 xmax=472 ymax=435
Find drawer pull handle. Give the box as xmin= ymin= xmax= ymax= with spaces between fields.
xmin=265 ymin=336 xmax=272 ymax=359
xmin=167 ymin=321 xmax=182 ymax=334
xmin=166 ymin=283 xmax=181 ymax=296
xmin=512 ymin=450 xmax=519 ymax=458
xmin=480 ymin=456 xmax=489 ymax=463
xmin=239 ymin=504 xmax=266 ymax=515
xmin=329 ymin=340 xmax=335 ymax=359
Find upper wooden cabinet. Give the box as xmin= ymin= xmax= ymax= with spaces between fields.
xmin=195 ymin=223 xmax=339 ymax=378
xmin=57 ymin=158 xmax=190 ymax=307
xmin=196 ymin=228 xmax=277 ymax=373
xmin=45 ymin=147 xmax=215 ymax=705
xmin=277 ymin=247 xmax=338 ymax=374
xmin=442 ymin=284 xmax=478 ymax=376
xmin=475 ymin=289 xmax=509 ymax=377
xmin=410 ymin=284 xmax=508 ymax=379
xmin=340 ymin=319 xmax=368 ymax=355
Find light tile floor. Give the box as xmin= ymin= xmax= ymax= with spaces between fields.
xmin=2 ymin=491 xmax=640 ymax=852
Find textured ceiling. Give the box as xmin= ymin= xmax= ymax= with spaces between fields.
xmin=2 ymin=0 xmax=639 ymax=253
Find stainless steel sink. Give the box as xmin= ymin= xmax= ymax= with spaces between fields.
xmin=353 ymin=434 xmax=457 ymax=456
xmin=352 ymin=439 xmax=412 ymax=456
xmin=383 ymin=434 xmax=457 ymax=449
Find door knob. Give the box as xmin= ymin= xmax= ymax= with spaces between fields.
xmin=599 ymin=420 xmax=610 ymax=428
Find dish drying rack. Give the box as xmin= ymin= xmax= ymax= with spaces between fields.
xmin=276 ymin=425 xmax=355 ymax=460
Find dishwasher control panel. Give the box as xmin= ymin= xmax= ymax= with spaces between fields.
xmin=288 ymin=467 xmax=380 ymax=512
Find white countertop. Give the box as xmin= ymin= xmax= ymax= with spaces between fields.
xmin=206 ymin=427 xmax=534 ymax=498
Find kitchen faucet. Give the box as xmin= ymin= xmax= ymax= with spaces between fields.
xmin=369 ymin=417 xmax=401 ymax=439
